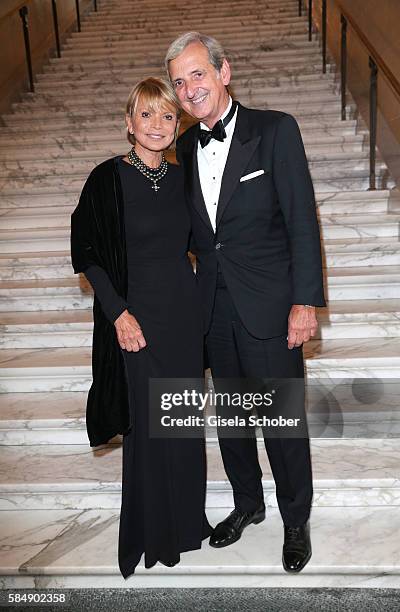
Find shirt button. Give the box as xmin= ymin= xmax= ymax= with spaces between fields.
xmin=213 ymin=202 xmax=217 ymax=206
xmin=215 ymin=242 xmax=221 ymax=250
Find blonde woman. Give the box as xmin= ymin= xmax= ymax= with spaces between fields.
xmin=71 ymin=78 xmax=212 ymax=578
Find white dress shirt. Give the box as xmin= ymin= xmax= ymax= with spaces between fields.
xmin=197 ymin=96 xmax=238 ymax=232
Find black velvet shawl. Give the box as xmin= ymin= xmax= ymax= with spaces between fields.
xmin=70 ymin=156 xmax=131 ymax=447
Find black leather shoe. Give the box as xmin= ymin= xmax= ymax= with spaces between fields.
xmin=209 ymin=504 xmax=265 ymax=548
xmin=159 ymin=559 xmax=176 ymax=567
xmin=282 ymin=522 xmax=312 ymax=573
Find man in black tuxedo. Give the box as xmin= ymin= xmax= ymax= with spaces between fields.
xmin=166 ymin=32 xmax=326 ymax=573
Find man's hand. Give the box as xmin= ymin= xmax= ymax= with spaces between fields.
xmin=287 ymin=305 xmax=318 ymax=349
xmin=114 ymin=309 xmax=147 ymax=352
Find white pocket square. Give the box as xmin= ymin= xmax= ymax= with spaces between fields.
xmin=240 ymin=169 xmax=265 ymax=182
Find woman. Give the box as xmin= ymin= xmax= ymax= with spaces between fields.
xmin=71 ymin=77 xmax=212 ymax=578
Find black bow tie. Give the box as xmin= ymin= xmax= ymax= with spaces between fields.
xmin=198 ymin=101 xmax=237 ymax=148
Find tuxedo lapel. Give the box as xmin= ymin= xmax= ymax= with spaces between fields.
xmin=182 ymin=126 xmax=214 ymax=233
xmin=216 ymin=105 xmax=260 ymax=227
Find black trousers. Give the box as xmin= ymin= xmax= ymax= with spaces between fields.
xmin=205 ymin=273 xmax=313 ymax=527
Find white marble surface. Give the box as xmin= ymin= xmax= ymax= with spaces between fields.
xmin=1 ymin=506 xmax=400 ymax=588
xmin=0 ymin=0 xmax=400 ymax=590
xmin=0 ymin=439 xmax=399 ymax=511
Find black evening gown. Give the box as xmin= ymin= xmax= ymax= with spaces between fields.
xmin=85 ymin=157 xmax=212 ymax=578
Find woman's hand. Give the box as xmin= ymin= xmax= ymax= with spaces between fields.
xmin=114 ymin=309 xmax=147 ymax=352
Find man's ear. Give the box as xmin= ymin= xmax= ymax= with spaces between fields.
xmin=220 ymin=58 xmax=231 ymax=87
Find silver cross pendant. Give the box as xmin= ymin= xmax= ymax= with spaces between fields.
xmin=152 ymin=183 xmax=160 ymax=192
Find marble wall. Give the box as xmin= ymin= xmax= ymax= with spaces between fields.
xmin=0 ymin=0 xmax=92 ymax=115
xmin=310 ymin=0 xmax=400 ymax=187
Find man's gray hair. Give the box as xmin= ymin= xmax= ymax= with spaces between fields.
xmin=165 ymin=32 xmax=226 ymax=74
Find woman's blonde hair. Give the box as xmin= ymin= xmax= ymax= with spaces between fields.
xmin=126 ymin=77 xmax=181 ymax=148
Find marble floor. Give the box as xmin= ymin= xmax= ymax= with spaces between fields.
xmin=1 ymin=506 xmax=400 ymax=588
xmin=1 ymin=0 xmax=400 ymax=592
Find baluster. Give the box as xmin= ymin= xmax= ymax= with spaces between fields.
xmin=51 ymin=0 xmax=61 ymax=58
xmin=322 ymin=0 xmax=327 ymax=73
xmin=340 ymin=14 xmax=347 ymax=120
xmin=368 ymin=57 xmax=378 ymax=190
xmin=75 ymin=0 xmax=81 ymax=32
xmin=19 ymin=6 xmax=34 ymax=93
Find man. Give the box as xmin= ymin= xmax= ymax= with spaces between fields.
xmin=165 ymin=32 xmax=326 ymax=573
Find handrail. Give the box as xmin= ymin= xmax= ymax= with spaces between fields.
xmin=308 ymin=0 xmax=399 ymax=189
xmin=0 ymin=0 xmax=33 ymax=24
xmin=337 ymin=2 xmax=400 ymax=99
xmin=1 ymin=0 xmax=98 ymax=98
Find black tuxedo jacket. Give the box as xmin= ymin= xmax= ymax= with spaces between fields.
xmin=176 ymin=102 xmax=326 ymax=339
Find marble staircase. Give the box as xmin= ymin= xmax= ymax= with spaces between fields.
xmin=1 ymin=0 xmax=400 ymax=589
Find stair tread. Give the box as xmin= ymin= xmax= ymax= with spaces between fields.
xmin=1 ymin=506 xmax=399 ymax=586
xmin=1 ymin=299 xmax=399 ymax=327
xmin=1 ymin=339 xmax=400 ymax=370
xmin=0 ymin=439 xmax=398 ymax=488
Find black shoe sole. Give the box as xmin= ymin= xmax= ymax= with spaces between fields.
xmin=282 ymin=549 xmax=312 ymax=573
xmin=209 ymin=510 xmax=266 ymax=548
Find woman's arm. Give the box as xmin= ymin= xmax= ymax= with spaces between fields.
xmin=84 ymin=264 xmax=128 ymax=324
xmin=85 ymin=265 xmax=147 ymax=352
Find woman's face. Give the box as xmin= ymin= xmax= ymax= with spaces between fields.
xmin=126 ymin=97 xmax=178 ymax=154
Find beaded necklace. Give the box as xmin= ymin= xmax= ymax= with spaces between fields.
xmin=127 ymin=147 xmax=168 ymax=192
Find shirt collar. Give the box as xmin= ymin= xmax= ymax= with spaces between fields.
xmin=199 ymin=95 xmax=233 ymax=132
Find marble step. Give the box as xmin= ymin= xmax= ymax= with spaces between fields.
xmin=0 ymin=439 xmax=399 ymax=509
xmin=1 ymin=108 xmax=349 ymax=134
xmin=0 ymin=236 xmax=398 ymax=276
xmin=0 ymin=172 xmax=390 ymax=205
xmin=0 ymin=245 xmax=398 ymax=281
xmin=93 ymin=0 xmax=301 ymax=10
xmin=65 ymin=30 xmax=310 ymax=51
xmin=76 ymin=18 xmax=308 ymax=35
xmin=33 ymin=62 xmax=335 ymax=85
xmin=1 ymin=266 xmax=399 ymax=307
xmin=27 ymin=76 xmax=339 ymax=98
xmin=324 ymin=265 xmax=400 ymax=300
xmin=0 ymin=139 xmax=366 ymax=163
xmin=2 ymin=505 xmax=400 ymax=588
xmin=1 ymin=338 xmax=400 ymax=393
xmin=0 ymin=188 xmax=386 ymax=215
xmin=0 ymin=237 xmax=398 ymax=282
xmin=323 ymin=237 xmax=400 ymax=267
xmin=1 ymin=192 xmax=386 ymax=223
xmin=0 ymin=252 xmax=74 ymax=279
xmin=0 ymin=278 xmax=93 ymax=311
xmin=62 ymin=29 xmax=317 ymax=49
xmin=316 ymin=190 xmax=390 ymax=214
xmin=85 ymin=1 xmax=301 ymax=18
xmin=1 ymin=150 xmax=386 ymax=181
xmin=3 ymin=100 xmax=354 ymax=127
xmin=1 ymin=210 xmax=398 ymax=242
xmin=1 ymin=373 xmax=399 ymax=444
xmin=40 ymin=56 xmax=331 ymax=77
xmin=0 ymin=122 xmax=364 ymax=152
xmin=1 ymin=299 xmax=399 ymax=348
xmin=10 ymin=88 xmax=345 ymax=118
xmin=17 ymin=84 xmax=341 ymax=110
xmin=46 ymin=45 xmax=324 ymax=69
xmin=79 ymin=19 xmax=306 ymax=34
xmin=319 ymin=213 xmax=400 ymax=240
xmin=32 ymin=71 xmax=336 ymax=94
xmin=59 ymin=39 xmax=321 ymax=61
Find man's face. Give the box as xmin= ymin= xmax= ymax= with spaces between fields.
xmin=168 ymin=41 xmax=231 ymax=129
